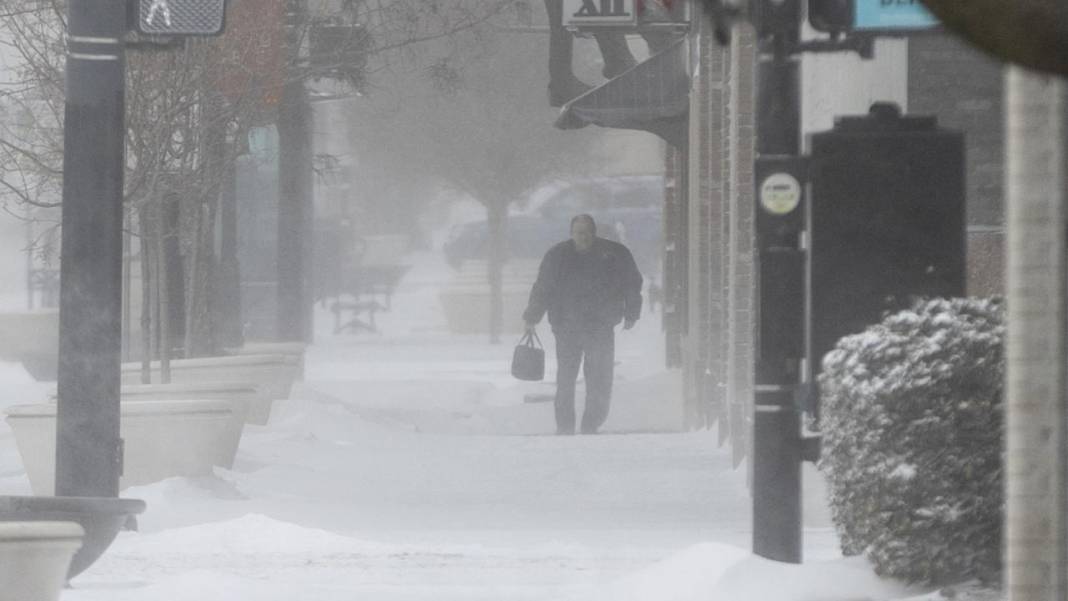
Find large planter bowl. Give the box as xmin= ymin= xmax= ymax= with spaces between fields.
xmin=439 ymin=260 xmax=537 ymax=335
xmin=121 ymin=383 xmax=255 ymax=467
xmin=0 ymin=496 xmax=145 ymax=580
xmin=6 ymin=400 xmax=234 ymax=495
xmin=121 ymin=354 xmax=301 ymax=425
xmin=122 ymin=380 xmax=259 ymax=433
xmin=0 ymin=310 xmax=59 ymax=380
xmin=222 ymin=342 xmax=306 ymax=373
xmin=439 ymin=283 xmax=533 ymax=335
xmin=0 ymin=521 xmax=82 ymax=597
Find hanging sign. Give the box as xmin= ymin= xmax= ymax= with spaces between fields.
xmin=562 ymin=0 xmax=637 ymax=27
xmin=853 ymin=0 xmax=939 ymax=31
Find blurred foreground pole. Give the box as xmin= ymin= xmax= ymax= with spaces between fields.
xmin=55 ymin=0 xmax=126 ymax=497
xmin=277 ymin=0 xmax=314 ymax=343
xmin=1004 ymin=66 xmax=1066 ymax=601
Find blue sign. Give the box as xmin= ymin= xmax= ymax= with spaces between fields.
xmin=854 ymin=0 xmax=939 ymax=31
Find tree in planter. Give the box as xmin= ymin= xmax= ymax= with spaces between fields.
xmin=818 ymin=297 xmax=1004 ymax=585
xmin=0 ymin=0 xmax=513 ymax=366
xmin=349 ymin=30 xmax=605 ymax=342
xmin=0 ymin=2 xmax=275 ymax=376
xmin=122 ymin=30 xmax=283 ymax=369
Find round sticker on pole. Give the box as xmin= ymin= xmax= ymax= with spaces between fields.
xmin=759 ymin=172 xmax=802 ymax=215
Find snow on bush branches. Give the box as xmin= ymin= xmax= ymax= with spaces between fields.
xmin=818 ymin=297 xmax=1004 ymax=585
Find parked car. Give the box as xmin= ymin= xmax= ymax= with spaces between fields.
xmin=443 ymin=176 xmax=664 ymax=274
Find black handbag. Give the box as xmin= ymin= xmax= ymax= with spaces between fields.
xmin=511 ymin=330 xmax=545 ymax=381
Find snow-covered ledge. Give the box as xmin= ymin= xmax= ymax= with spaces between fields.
xmin=0 ymin=310 xmax=59 ymax=380
xmin=0 ymin=521 xmax=83 ymax=600
xmin=120 ymin=354 xmax=302 ymax=424
xmin=5 ymin=400 xmax=234 ymax=495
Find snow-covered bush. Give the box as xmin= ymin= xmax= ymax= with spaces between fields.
xmin=818 ymin=297 xmax=1004 ymax=585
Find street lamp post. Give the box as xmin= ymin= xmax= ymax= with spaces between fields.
xmin=55 ymin=0 xmax=128 ymax=497
xmin=56 ymin=0 xmax=228 ymax=496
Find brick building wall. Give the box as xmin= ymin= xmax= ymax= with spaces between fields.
xmin=909 ymin=34 xmax=1004 ymax=227
xmin=908 ymin=34 xmax=1005 ymax=296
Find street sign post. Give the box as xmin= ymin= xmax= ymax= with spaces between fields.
xmin=56 ymin=0 xmax=229 ymax=498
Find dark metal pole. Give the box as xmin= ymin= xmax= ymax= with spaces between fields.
xmin=217 ymin=153 xmax=243 ymax=349
xmin=752 ymin=29 xmax=804 ymax=561
xmin=277 ymin=0 xmax=313 ymax=343
xmin=55 ymin=0 xmax=127 ymax=497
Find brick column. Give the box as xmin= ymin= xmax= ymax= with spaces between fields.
xmin=684 ymin=23 xmax=709 ymax=428
xmin=726 ymin=22 xmax=757 ymax=467
xmin=686 ymin=15 xmax=730 ymax=430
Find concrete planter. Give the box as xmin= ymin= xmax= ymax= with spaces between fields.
xmin=121 ymin=353 xmax=301 ymax=424
xmin=0 ymin=521 xmax=83 ymax=598
xmin=6 ymin=400 xmax=234 ymax=495
xmin=0 ymin=496 xmax=145 ymax=580
xmin=439 ymin=260 xmax=538 ymax=335
xmin=223 ymin=342 xmax=306 ymax=374
xmin=121 ymin=383 xmax=252 ymax=468
xmin=439 ymin=283 xmax=532 ymax=335
xmin=0 ymin=310 xmax=59 ymax=380
xmin=121 ymin=381 xmax=260 ymax=441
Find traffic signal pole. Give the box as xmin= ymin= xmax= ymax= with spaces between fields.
xmin=55 ymin=0 xmax=127 ymax=497
xmin=752 ymin=16 xmax=805 ymax=562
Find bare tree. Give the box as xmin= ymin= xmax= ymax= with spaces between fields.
xmin=0 ymin=0 xmax=517 ymax=359
xmin=349 ymin=28 xmax=606 ymax=342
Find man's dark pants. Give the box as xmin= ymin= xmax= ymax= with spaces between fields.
xmin=554 ymin=326 xmax=615 ymax=434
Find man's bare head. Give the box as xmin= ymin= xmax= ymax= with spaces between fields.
xmin=570 ymin=214 xmax=596 ymax=252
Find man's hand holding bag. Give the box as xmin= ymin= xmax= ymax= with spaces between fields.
xmin=511 ymin=329 xmax=545 ymax=381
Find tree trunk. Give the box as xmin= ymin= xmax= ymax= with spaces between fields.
xmin=1004 ymin=66 xmax=1067 ymax=601
xmin=486 ymin=202 xmax=507 ymax=344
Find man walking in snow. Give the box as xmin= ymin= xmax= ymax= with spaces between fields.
xmin=523 ymin=214 xmax=643 ymax=435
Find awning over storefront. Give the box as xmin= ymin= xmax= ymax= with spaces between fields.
xmin=555 ymin=37 xmax=690 ymax=148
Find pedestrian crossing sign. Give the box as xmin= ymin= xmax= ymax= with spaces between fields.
xmin=136 ymin=0 xmax=227 ymax=36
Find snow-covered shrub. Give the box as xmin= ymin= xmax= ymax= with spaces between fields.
xmin=818 ymin=297 xmax=1004 ymax=585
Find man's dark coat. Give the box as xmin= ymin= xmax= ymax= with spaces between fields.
xmin=523 ymin=237 xmax=643 ymax=332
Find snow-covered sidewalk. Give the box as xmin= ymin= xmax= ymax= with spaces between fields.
xmin=0 ymin=253 xmax=956 ymax=600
